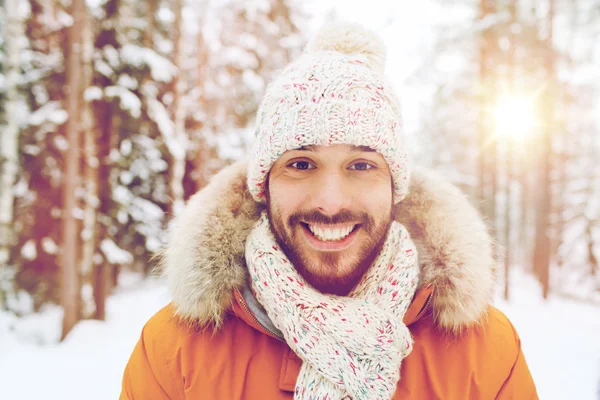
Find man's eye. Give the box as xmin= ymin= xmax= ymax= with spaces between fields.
xmin=289 ymin=161 xmax=314 ymax=170
xmin=348 ymin=162 xmax=374 ymax=171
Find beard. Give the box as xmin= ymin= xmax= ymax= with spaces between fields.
xmin=266 ymin=202 xmax=393 ymax=296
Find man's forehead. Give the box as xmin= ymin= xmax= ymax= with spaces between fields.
xmin=295 ymin=145 xmax=376 ymax=153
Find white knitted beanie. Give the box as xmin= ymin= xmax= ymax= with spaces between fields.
xmin=247 ymin=22 xmax=410 ymax=203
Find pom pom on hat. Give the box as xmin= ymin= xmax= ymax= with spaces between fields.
xmin=306 ymin=22 xmax=387 ymax=73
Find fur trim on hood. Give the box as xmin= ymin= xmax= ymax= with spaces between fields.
xmin=160 ymin=160 xmax=496 ymax=333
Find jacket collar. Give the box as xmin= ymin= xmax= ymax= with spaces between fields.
xmin=159 ymin=159 xmax=497 ymax=334
xmin=233 ymin=284 xmax=435 ymax=342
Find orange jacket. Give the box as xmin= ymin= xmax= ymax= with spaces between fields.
xmin=121 ymin=161 xmax=538 ymax=399
xmin=121 ymin=286 xmax=536 ymax=399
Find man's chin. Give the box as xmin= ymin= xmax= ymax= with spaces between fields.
xmin=292 ymin=257 xmax=366 ymax=296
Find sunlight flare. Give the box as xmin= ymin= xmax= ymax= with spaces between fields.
xmin=492 ymin=93 xmax=538 ymax=140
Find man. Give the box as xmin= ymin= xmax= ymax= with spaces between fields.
xmin=121 ymin=23 xmax=538 ymax=399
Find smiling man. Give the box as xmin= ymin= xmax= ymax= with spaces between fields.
xmin=266 ymin=144 xmax=395 ymax=296
xmin=121 ymin=23 xmax=538 ymax=399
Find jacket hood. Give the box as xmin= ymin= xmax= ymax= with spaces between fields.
xmin=160 ymin=160 xmax=497 ymax=333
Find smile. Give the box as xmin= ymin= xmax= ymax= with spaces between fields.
xmin=306 ymin=224 xmax=356 ymax=241
xmin=300 ymin=222 xmax=360 ymax=251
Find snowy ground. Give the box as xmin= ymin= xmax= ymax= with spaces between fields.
xmin=1 ymin=271 xmax=599 ymax=400
xmin=495 ymin=270 xmax=600 ymax=400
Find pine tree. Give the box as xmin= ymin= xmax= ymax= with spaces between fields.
xmin=0 ymin=0 xmax=26 ymax=309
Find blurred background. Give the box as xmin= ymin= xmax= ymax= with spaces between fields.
xmin=0 ymin=0 xmax=598 ymax=398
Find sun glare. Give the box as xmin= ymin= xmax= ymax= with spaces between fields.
xmin=492 ymin=93 xmax=538 ymax=140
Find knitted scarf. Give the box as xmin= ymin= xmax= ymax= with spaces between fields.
xmin=245 ymin=212 xmax=420 ymax=399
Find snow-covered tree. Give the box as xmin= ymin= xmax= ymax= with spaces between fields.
xmin=411 ymin=0 xmax=599 ymax=300
xmin=11 ymin=0 xmax=70 ymax=311
xmin=1 ymin=0 xmax=307 ymax=320
xmin=0 ymin=0 xmax=27 ymax=309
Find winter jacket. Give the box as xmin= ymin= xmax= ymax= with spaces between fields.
xmin=120 ymin=160 xmax=538 ymax=400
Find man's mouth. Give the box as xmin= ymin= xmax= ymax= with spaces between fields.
xmin=304 ymin=223 xmax=358 ymax=241
xmin=299 ymin=222 xmax=361 ymax=251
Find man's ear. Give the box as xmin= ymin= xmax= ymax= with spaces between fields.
xmin=264 ymin=171 xmax=271 ymax=204
xmin=391 ymin=202 xmax=398 ymax=221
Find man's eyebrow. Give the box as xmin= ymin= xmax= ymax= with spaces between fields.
xmin=349 ymin=145 xmax=376 ymax=153
xmin=295 ymin=145 xmax=375 ymax=153
xmin=297 ymin=145 xmax=318 ymax=151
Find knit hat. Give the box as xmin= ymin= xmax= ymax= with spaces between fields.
xmin=247 ymin=22 xmax=410 ymax=203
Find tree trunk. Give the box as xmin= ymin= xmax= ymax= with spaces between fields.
xmin=61 ymin=0 xmax=86 ymax=340
xmin=193 ymin=8 xmax=210 ymax=193
xmin=518 ymin=155 xmax=531 ymax=270
xmin=586 ymin=221 xmax=598 ymax=277
xmin=168 ymin=0 xmax=187 ymax=216
xmin=478 ymin=0 xmax=498 ymax=235
xmin=503 ymin=0 xmax=517 ymax=300
xmin=92 ymin=261 xmax=108 ymax=320
xmin=143 ymin=0 xmax=158 ymax=48
xmin=79 ymin=4 xmax=99 ymax=319
xmin=92 ymin=0 xmax=120 ymax=316
xmin=533 ymin=0 xmax=555 ymax=299
xmin=0 ymin=0 xmax=23 ymax=308
xmin=504 ymin=151 xmax=512 ymax=300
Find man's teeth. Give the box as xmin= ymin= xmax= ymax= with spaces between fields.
xmin=307 ymin=224 xmax=355 ymax=241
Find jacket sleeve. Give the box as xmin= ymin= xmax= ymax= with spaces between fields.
xmin=120 ymin=308 xmax=184 ymax=400
xmin=495 ymin=325 xmax=539 ymax=399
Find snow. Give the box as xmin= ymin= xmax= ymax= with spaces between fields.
xmin=84 ymin=86 xmax=103 ymax=101
xmin=13 ymin=176 xmax=29 ymax=197
xmin=94 ymin=58 xmax=114 ymax=78
xmin=0 ymin=277 xmax=170 ymax=400
xmin=120 ymin=44 xmax=177 ymax=83
xmin=242 ymin=69 xmax=265 ymax=92
xmin=105 ymin=85 xmax=142 ymax=119
xmin=157 ymin=6 xmax=175 ymax=24
xmin=120 ymin=170 xmax=134 ymax=185
xmin=113 ymin=185 xmax=133 ymax=205
xmin=32 ymin=83 xmax=49 ymax=104
xmin=103 ymin=45 xmax=120 ymax=68
xmin=219 ymin=46 xmax=259 ymax=69
xmin=5 ymin=289 xmax=34 ymax=315
xmin=120 ymin=139 xmax=133 ymax=156
xmin=130 ymin=197 xmax=164 ymax=222
xmin=496 ymin=269 xmax=600 ymax=400
xmin=100 ymin=238 xmax=133 ymax=265
xmin=1 ymin=272 xmax=598 ymax=399
xmin=145 ymin=96 xmax=188 ymax=160
xmin=53 ymin=134 xmax=69 ymax=151
xmin=71 ymin=207 xmax=85 ymax=220
xmin=20 ymin=239 xmax=36 ymax=260
xmin=56 ymin=10 xmax=74 ymax=28
xmin=218 ymin=127 xmax=254 ymax=160
xmin=28 ymin=101 xmax=69 ymax=126
xmin=117 ymin=74 xmax=138 ymax=90
xmin=41 ymin=237 xmax=58 ymax=255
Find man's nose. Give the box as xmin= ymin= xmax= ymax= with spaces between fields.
xmin=312 ymin=172 xmax=352 ymax=216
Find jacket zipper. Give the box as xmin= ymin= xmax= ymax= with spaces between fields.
xmin=413 ymin=291 xmax=433 ymax=321
xmin=236 ymin=292 xmax=286 ymax=343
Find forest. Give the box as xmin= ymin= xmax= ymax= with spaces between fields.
xmin=0 ymin=0 xmax=598 ymax=348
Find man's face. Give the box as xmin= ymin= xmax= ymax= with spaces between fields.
xmin=267 ymin=144 xmax=394 ymax=295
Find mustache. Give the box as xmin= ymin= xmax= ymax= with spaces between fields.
xmin=289 ymin=210 xmax=373 ymax=227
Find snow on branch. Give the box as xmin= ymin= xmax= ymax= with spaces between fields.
xmin=217 ymin=46 xmax=259 ymax=69
xmin=100 ymin=239 xmax=133 ymax=265
xmin=27 ymin=101 xmax=68 ymax=126
xmin=145 ymin=95 xmax=187 ymax=160
xmin=120 ymin=44 xmax=177 ymax=83
xmin=105 ymin=86 xmax=142 ymax=119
